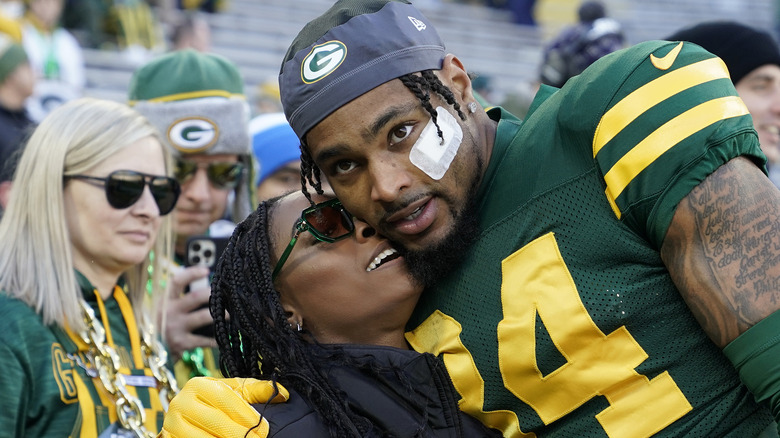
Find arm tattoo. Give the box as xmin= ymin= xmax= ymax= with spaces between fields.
xmin=661 ymin=157 xmax=780 ymax=348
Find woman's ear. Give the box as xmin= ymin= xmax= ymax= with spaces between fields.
xmin=281 ymin=302 xmax=303 ymax=331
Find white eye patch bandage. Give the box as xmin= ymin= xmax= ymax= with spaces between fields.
xmin=409 ymin=106 xmax=463 ymax=180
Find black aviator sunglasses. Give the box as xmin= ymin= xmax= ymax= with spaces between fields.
xmin=65 ymin=170 xmax=181 ymax=215
xmin=272 ymin=199 xmax=356 ymax=279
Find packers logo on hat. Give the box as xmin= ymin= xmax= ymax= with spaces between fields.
xmin=301 ymin=41 xmax=347 ymax=84
xmin=168 ymin=117 xmax=219 ymax=153
xmin=281 ymin=0 xmax=445 ymax=138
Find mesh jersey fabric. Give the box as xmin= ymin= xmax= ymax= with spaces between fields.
xmin=406 ymin=40 xmax=772 ymax=437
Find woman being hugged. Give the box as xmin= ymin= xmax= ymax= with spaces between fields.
xmin=163 ymin=191 xmax=499 ymax=437
xmin=0 ymin=97 xmax=181 ymax=437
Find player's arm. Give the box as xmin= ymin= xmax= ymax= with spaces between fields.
xmin=660 ymin=156 xmax=780 ymax=424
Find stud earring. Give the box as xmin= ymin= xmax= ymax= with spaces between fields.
xmin=468 ymin=101 xmax=478 ymax=114
xmin=296 ymin=322 xmax=303 ymax=332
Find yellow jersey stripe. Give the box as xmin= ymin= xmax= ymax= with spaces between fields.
xmin=94 ymin=292 xmax=114 ymax=347
xmin=114 ymin=287 xmax=165 ymax=419
xmin=64 ymin=326 xmax=89 ymax=350
xmin=604 ymin=96 xmax=749 ymax=218
xmin=73 ymin=373 xmax=98 ymax=438
xmin=114 ymin=286 xmax=144 ymax=368
xmin=594 ymin=57 xmax=730 ymax=157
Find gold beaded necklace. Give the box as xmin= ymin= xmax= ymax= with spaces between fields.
xmin=71 ymin=291 xmax=178 ymax=437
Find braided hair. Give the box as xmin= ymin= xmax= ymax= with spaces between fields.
xmin=299 ymin=71 xmax=466 ymax=203
xmin=211 ymin=198 xmax=419 ymax=437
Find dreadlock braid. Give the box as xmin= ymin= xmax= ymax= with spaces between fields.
xmin=399 ymin=74 xmax=440 ymax=139
xmin=299 ymin=143 xmax=323 ymax=205
xmin=299 ymin=70 xmax=465 ymax=199
xmin=420 ymin=70 xmax=466 ymax=121
xmin=211 ymin=199 xmax=386 ymax=437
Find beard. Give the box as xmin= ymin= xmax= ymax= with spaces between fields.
xmin=397 ymin=161 xmax=482 ymax=289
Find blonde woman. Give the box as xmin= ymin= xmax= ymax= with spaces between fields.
xmin=0 ymin=97 xmax=180 ymax=437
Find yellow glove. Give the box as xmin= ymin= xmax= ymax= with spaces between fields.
xmin=159 ymin=377 xmax=290 ymax=438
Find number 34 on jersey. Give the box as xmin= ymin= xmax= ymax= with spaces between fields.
xmin=407 ymin=232 xmax=693 ymax=438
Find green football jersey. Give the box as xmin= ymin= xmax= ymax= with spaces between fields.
xmin=407 ymin=40 xmax=774 ymax=437
xmin=0 ymin=273 xmax=165 ymax=437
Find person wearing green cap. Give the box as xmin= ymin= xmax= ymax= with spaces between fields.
xmin=0 ymin=33 xmax=34 ymax=216
xmin=128 ymin=49 xmax=256 ymax=388
xmin=163 ymin=1 xmax=780 ymax=437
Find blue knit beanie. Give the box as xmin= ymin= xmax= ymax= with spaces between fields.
xmin=249 ymin=113 xmax=301 ymax=187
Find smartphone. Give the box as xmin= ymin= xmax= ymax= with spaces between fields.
xmin=185 ymin=236 xmax=229 ymax=272
xmin=184 ymin=235 xmax=230 ymax=338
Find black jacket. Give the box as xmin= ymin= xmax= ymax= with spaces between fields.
xmin=252 ymin=345 xmax=500 ymax=437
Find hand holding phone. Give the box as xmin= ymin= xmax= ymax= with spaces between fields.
xmin=162 ymin=265 xmax=217 ymax=359
xmin=184 ymin=236 xmax=229 ymax=338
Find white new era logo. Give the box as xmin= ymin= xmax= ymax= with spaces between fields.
xmin=408 ymin=16 xmax=426 ymax=31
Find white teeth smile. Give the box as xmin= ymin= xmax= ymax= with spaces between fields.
xmin=367 ymin=248 xmax=398 ymax=272
xmin=404 ymin=206 xmax=423 ymax=221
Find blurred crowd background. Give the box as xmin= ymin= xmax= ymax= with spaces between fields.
xmin=1 ymin=0 xmax=778 ymax=124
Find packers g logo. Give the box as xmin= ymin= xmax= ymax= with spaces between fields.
xmin=301 ymin=41 xmax=347 ymax=84
xmin=167 ymin=117 xmax=219 ymax=153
